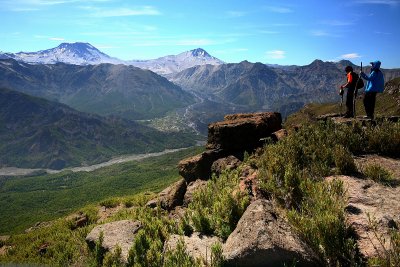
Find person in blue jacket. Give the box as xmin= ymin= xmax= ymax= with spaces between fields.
xmin=360 ymin=60 xmax=384 ymax=119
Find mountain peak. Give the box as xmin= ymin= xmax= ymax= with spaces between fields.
xmin=57 ymin=42 xmax=96 ymax=50
xmin=190 ymin=48 xmax=211 ymax=58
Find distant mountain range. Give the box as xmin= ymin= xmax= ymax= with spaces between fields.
xmin=0 ymin=88 xmax=196 ymax=169
xmin=0 ymin=42 xmax=224 ymax=75
xmin=170 ymin=59 xmax=400 ymax=120
xmin=0 ymin=58 xmax=195 ymax=120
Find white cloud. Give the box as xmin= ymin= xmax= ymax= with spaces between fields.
xmin=266 ymin=50 xmax=285 ymax=59
xmin=311 ymin=30 xmax=329 ymax=36
xmin=49 ymin=37 xmax=65 ymax=41
xmin=354 ymin=0 xmax=399 ymax=5
xmin=310 ymin=30 xmax=342 ymax=38
xmin=90 ymin=6 xmax=160 ymax=17
xmin=226 ymin=11 xmax=246 ymax=18
xmin=264 ymin=6 xmax=294 ymax=13
xmin=3 ymin=0 xmax=113 ymax=11
xmin=320 ymin=20 xmax=354 ymax=26
xmin=339 ymin=53 xmax=362 ymax=59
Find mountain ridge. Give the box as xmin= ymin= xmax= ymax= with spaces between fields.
xmin=0 ymin=58 xmax=195 ymax=120
xmin=0 ymin=87 xmax=196 ymax=169
xmin=0 ymin=43 xmax=224 ymax=75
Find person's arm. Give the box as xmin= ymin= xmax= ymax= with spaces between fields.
xmin=361 ymin=71 xmax=375 ymax=81
xmin=340 ymin=72 xmax=352 ymax=89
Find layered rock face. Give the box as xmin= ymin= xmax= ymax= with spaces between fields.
xmin=206 ymin=112 xmax=282 ymax=151
xmin=179 ymin=112 xmax=282 ymax=182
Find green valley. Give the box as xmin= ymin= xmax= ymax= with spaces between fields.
xmin=0 ymin=146 xmax=203 ymax=234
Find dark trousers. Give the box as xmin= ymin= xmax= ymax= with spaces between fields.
xmin=363 ymin=92 xmax=377 ymax=118
xmin=345 ymin=88 xmax=355 ymax=117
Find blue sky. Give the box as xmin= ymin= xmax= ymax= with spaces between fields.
xmin=1 ymin=0 xmax=400 ymax=67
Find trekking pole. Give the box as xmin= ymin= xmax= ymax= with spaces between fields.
xmin=353 ymin=62 xmax=362 ymax=118
xmin=340 ymin=93 xmax=343 ymax=116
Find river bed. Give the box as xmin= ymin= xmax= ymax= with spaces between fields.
xmin=0 ymin=147 xmax=189 ymax=177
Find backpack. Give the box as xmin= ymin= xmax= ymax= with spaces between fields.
xmin=351 ymin=72 xmax=364 ymax=89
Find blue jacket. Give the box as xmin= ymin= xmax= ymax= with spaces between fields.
xmin=361 ymin=60 xmax=385 ymax=93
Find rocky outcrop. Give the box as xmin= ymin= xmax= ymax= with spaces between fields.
xmin=179 ymin=112 xmax=282 ymax=182
xmin=223 ymin=200 xmax=319 ymax=267
xmin=178 ymin=149 xmax=228 ymax=182
xmin=165 ymin=233 xmax=223 ymax=265
xmin=86 ymin=220 xmax=141 ymax=263
xmin=207 ymin=112 xmax=282 ymax=151
xmin=146 ymin=179 xmax=187 ymax=211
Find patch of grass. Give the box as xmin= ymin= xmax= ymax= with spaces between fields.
xmin=188 ymin=168 xmax=250 ymax=240
xmin=163 ymin=238 xmax=202 ymax=267
xmin=363 ymin=164 xmax=395 ymax=186
xmin=333 ymin=145 xmax=358 ymax=175
xmin=0 ymin=208 xmax=98 ymax=266
xmin=99 ymin=198 xmax=120 ymax=209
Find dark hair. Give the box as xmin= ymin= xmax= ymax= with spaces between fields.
xmin=345 ymin=66 xmax=353 ymax=73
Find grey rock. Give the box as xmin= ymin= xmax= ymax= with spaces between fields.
xmin=223 ymin=200 xmax=319 ymax=267
xmin=146 ymin=178 xmax=187 ymax=211
xmin=165 ymin=233 xmax=222 ymax=265
xmin=86 ymin=220 xmax=141 ymax=263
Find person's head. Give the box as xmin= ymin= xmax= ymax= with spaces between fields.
xmin=370 ymin=60 xmax=381 ymax=71
xmin=345 ymin=66 xmax=353 ymax=73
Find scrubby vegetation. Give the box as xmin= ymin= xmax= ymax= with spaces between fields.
xmin=257 ymin=120 xmax=400 ymax=266
xmin=188 ymin=169 xmax=250 ymax=240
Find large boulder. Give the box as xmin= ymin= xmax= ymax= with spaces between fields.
xmin=178 ymin=149 xmax=228 ymax=182
xmin=207 ymin=112 xmax=282 ymax=151
xmin=146 ymin=178 xmax=187 ymax=211
xmin=165 ymin=233 xmax=223 ymax=265
xmin=86 ymin=220 xmax=141 ymax=263
xmin=223 ymin=200 xmax=319 ymax=267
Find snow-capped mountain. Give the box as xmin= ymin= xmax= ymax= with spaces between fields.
xmin=129 ymin=48 xmax=225 ymax=75
xmin=0 ymin=42 xmax=123 ymax=65
xmin=0 ymin=43 xmax=224 ymax=74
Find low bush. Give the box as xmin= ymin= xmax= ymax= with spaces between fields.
xmin=188 ymin=169 xmax=250 ymax=240
xmin=99 ymin=198 xmax=120 ymax=209
xmin=363 ymin=164 xmax=395 ymax=186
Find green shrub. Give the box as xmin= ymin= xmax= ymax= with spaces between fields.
xmin=188 ymin=169 xmax=250 ymax=240
xmin=103 ymin=246 xmax=123 ymax=267
xmin=363 ymin=164 xmax=395 ymax=186
xmin=127 ymin=207 xmax=177 ymax=267
xmin=333 ymin=145 xmax=357 ymax=175
xmin=100 ymin=198 xmax=120 ymax=209
xmin=163 ymin=238 xmax=202 ymax=267
xmin=95 ymin=232 xmax=106 ymax=266
xmin=365 ymin=120 xmax=400 ymax=156
xmin=210 ymin=242 xmax=224 ymax=267
xmin=287 ymin=179 xmax=361 ymax=265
